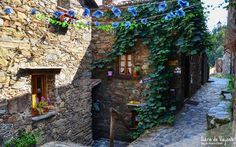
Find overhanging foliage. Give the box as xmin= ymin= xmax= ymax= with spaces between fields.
xmin=93 ymin=0 xmax=212 ymax=138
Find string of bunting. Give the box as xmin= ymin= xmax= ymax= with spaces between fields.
xmin=33 ymin=2 xmax=199 ymax=32
xmin=2 ymin=0 xmax=209 ymax=30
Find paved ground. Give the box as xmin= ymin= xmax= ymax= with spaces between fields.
xmin=42 ymin=77 xmax=228 ymax=147
xmin=41 ymin=141 xmax=87 ymax=147
xmin=129 ymin=77 xmax=228 ymax=147
xmin=93 ymin=138 xmax=128 ymax=147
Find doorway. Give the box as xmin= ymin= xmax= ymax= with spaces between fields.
xmin=182 ymin=55 xmax=190 ymax=100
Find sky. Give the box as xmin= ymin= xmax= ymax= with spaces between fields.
xmin=95 ymin=0 xmax=228 ymax=31
xmin=201 ymin=0 xmax=228 ymax=31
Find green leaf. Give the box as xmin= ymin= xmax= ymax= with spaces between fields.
xmin=190 ymin=50 xmax=197 ymax=55
xmin=192 ymin=36 xmax=201 ymax=42
xmin=170 ymin=106 xmax=176 ymax=111
xmin=159 ymin=107 xmax=166 ymax=111
xmin=176 ymin=37 xmax=185 ymax=46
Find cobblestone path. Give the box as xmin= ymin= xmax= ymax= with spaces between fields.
xmin=129 ymin=77 xmax=228 ymax=147
xmin=93 ymin=138 xmax=128 ymax=147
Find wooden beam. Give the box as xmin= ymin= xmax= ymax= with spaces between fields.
xmin=109 ymin=108 xmax=114 ymax=147
xmin=109 ymin=107 xmax=137 ymax=147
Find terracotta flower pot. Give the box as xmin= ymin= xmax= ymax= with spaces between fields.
xmin=43 ymin=107 xmax=49 ymax=113
xmin=32 ymin=109 xmax=39 ymax=117
xmin=133 ymin=72 xmax=139 ymax=78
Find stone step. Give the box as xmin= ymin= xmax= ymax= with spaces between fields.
xmin=207 ymin=101 xmax=232 ymax=130
xmin=223 ymin=93 xmax=233 ymax=101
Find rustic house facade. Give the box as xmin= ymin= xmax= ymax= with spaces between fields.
xmin=0 ymin=0 xmax=100 ymax=145
xmin=91 ymin=33 xmax=209 ymax=141
xmin=225 ymin=0 xmax=236 ymax=138
xmin=91 ymin=2 xmax=209 ymax=141
xmin=225 ymin=0 xmax=236 ymax=75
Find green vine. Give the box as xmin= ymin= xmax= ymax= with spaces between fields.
xmin=93 ymin=0 xmax=212 ymax=138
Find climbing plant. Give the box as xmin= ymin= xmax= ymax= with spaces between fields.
xmin=93 ymin=0 xmax=212 ymax=138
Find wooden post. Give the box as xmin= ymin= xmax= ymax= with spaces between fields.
xmin=109 ymin=107 xmax=137 ymax=147
xmin=109 ymin=108 xmax=114 ymax=147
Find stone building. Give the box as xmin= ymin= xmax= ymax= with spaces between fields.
xmin=225 ymin=0 xmax=236 ymax=138
xmin=225 ymin=0 xmax=236 ymax=74
xmin=0 ymin=0 xmax=99 ymax=145
xmin=91 ymin=2 xmax=209 ymax=142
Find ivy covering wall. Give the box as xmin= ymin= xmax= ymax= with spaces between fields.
xmin=93 ymin=0 xmax=212 ymax=138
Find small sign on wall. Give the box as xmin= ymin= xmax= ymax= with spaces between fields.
xmin=174 ymin=67 xmax=181 ymax=74
xmin=142 ymin=77 xmax=153 ymax=84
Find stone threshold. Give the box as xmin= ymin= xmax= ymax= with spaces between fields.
xmin=32 ymin=111 xmax=57 ymax=122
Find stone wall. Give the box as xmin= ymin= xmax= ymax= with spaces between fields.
xmin=0 ymin=0 xmax=94 ymax=145
xmin=223 ymin=51 xmax=231 ymax=74
xmin=226 ymin=0 xmax=236 ymax=138
xmin=91 ymin=29 xmax=150 ymax=141
xmin=90 ymin=28 xmax=207 ymax=141
xmin=91 ymin=29 xmax=209 ymax=141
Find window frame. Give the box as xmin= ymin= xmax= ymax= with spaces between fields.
xmin=116 ymin=54 xmax=134 ymax=78
xmin=31 ymin=74 xmax=48 ymax=110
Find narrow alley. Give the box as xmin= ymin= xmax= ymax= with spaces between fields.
xmin=129 ymin=77 xmax=228 ymax=147
xmin=0 ymin=0 xmax=232 ymax=146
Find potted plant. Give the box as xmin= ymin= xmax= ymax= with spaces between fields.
xmin=107 ymin=68 xmax=113 ymax=77
xmin=34 ymin=97 xmax=49 ymax=116
xmin=133 ymin=66 xmax=140 ymax=78
xmin=32 ymin=108 xmax=39 ymax=117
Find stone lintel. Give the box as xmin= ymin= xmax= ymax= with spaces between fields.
xmin=19 ymin=67 xmax=63 ymax=75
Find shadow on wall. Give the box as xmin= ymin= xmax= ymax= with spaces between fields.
xmin=0 ymin=43 xmax=98 ymax=146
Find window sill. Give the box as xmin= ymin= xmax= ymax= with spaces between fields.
xmin=32 ymin=111 xmax=57 ymax=122
xmin=127 ymin=103 xmax=145 ymax=107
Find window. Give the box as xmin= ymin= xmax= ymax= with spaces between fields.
xmin=32 ymin=75 xmax=47 ymax=110
xmin=119 ymin=54 xmax=133 ymax=75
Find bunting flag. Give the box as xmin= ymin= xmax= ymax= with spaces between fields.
xmin=4 ymin=7 xmax=14 ymax=15
xmin=112 ymin=7 xmax=122 ymax=17
xmin=2 ymin=0 xmax=193 ymax=30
